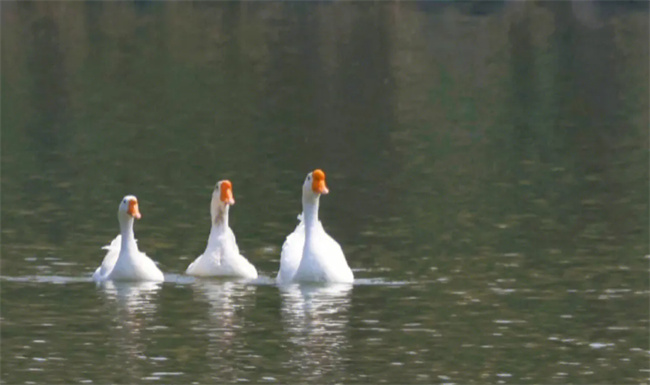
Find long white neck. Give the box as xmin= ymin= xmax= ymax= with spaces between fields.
xmin=302 ymin=195 xmax=320 ymax=237
xmin=211 ymin=204 xmax=230 ymax=233
xmin=119 ymin=215 xmax=138 ymax=254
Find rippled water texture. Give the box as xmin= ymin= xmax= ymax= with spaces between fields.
xmin=2 ymin=1 xmax=649 ymax=384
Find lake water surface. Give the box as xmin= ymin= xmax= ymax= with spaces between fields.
xmin=2 ymin=2 xmax=649 ymax=384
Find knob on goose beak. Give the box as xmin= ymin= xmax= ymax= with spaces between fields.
xmin=312 ymin=169 xmax=329 ymax=194
xmin=128 ymin=199 xmax=141 ymax=219
xmin=220 ymin=180 xmax=235 ymax=205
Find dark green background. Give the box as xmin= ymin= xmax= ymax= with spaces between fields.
xmin=2 ymin=1 xmax=648 ymax=383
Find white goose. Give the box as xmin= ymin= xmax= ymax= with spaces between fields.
xmin=186 ymin=180 xmax=258 ymax=279
xmin=277 ymin=169 xmax=354 ymax=284
xmin=93 ymin=195 xmax=164 ymax=282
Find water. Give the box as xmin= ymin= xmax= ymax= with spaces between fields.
xmin=2 ymin=1 xmax=649 ymax=383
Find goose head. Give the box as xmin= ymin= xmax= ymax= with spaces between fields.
xmin=302 ymin=169 xmax=329 ymax=204
xmin=211 ymin=180 xmax=235 ymax=225
xmin=118 ymin=195 xmax=141 ymax=224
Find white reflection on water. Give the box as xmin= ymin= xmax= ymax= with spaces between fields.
xmin=191 ymin=279 xmax=257 ymax=379
xmin=192 ymin=279 xmax=257 ymax=334
xmin=99 ymin=280 xmax=162 ymax=319
xmin=98 ymin=281 xmax=162 ymax=379
xmin=280 ymin=283 xmax=353 ymax=380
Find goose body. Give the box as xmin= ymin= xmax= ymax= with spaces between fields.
xmin=186 ymin=180 xmax=258 ymax=279
xmin=277 ymin=170 xmax=353 ymax=284
xmin=93 ymin=195 xmax=164 ymax=282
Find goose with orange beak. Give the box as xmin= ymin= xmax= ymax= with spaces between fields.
xmin=186 ymin=180 xmax=258 ymax=279
xmin=93 ymin=195 xmax=164 ymax=282
xmin=277 ymin=169 xmax=354 ymax=283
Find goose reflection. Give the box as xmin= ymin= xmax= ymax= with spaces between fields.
xmin=97 ymin=281 xmax=162 ymax=380
xmin=280 ymin=283 xmax=353 ymax=380
xmin=99 ymin=280 xmax=162 ymax=318
xmin=192 ymin=279 xmax=257 ymax=333
xmin=191 ymin=279 xmax=257 ymax=380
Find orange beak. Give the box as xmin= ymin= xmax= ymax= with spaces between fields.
xmin=311 ymin=169 xmax=329 ymax=194
xmin=220 ymin=180 xmax=235 ymax=205
xmin=128 ymin=199 xmax=142 ymax=219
